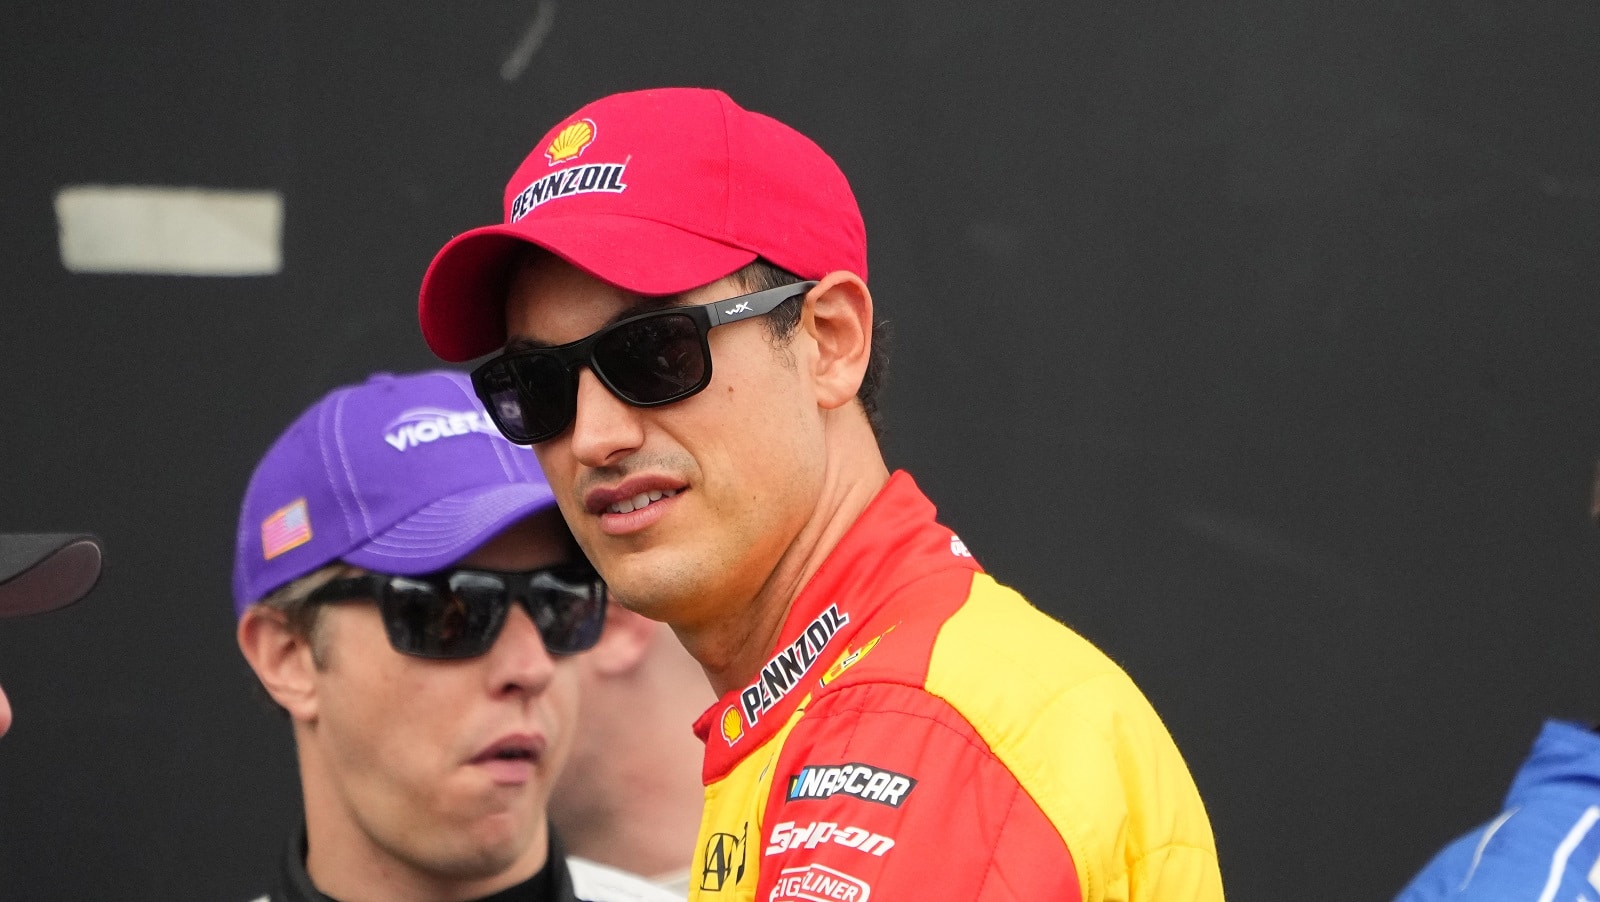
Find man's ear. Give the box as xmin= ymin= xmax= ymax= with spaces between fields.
xmin=585 ymin=602 xmax=658 ymax=678
xmin=802 ymin=272 xmax=873 ymax=411
xmin=237 ymin=605 xmax=321 ymax=722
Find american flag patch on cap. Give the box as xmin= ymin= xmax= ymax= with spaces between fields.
xmin=262 ymin=498 xmax=313 ymax=560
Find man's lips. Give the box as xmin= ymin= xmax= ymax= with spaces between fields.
xmin=583 ymin=476 xmax=687 ymax=516
xmin=470 ymin=733 xmax=545 ymax=785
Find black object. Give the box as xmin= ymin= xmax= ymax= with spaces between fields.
xmin=0 ymin=534 xmax=104 ymax=618
xmin=474 ymin=281 xmax=816 ymax=443
xmin=307 ymin=562 xmax=607 ymax=659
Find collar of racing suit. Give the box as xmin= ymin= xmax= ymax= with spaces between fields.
xmin=691 ymin=469 xmax=983 ymax=782
xmin=264 ymin=821 xmax=578 ymax=902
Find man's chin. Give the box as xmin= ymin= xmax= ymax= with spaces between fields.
xmin=607 ymin=580 xmax=693 ymax=625
xmin=421 ymin=825 xmax=542 ymax=884
xmin=600 ymin=550 xmax=707 ymax=616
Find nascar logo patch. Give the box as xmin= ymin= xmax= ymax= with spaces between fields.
xmin=786 ymin=762 xmax=916 ymax=807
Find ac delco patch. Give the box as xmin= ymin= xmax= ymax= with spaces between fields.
xmin=786 ymin=762 xmax=916 ymax=808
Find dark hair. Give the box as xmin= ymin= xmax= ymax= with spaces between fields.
xmin=734 ymin=260 xmax=890 ymax=437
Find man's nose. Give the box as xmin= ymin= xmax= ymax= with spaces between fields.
xmin=567 ymin=367 xmax=645 ymax=468
xmin=484 ymin=604 xmax=557 ymax=698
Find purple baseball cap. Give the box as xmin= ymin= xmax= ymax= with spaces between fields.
xmin=232 ymin=370 xmax=558 ymax=616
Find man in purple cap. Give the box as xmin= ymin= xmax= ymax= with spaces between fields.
xmin=232 ymin=370 xmax=675 ymax=902
xmin=418 ymin=88 xmax=1223 ymax=902
xmin=0 ymin=533 xmax=104 ymax=738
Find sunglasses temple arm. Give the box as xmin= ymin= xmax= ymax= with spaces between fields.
xmin=704 ymin=281 xmax=818 ymax=327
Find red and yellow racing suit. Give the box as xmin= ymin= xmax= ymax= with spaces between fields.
xmin=689 ymin=472 xmax=1223 ymax=902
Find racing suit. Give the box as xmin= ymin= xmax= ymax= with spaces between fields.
xmin=688 ymin=471 xmax=1223 ymax=902
xmin=1396 ymin=720 xmax=1600 ymax=901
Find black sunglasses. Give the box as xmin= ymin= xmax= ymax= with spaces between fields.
xmin=306 ymin=563 xmax=607 ymax=659
xmin=472 ymin=280 xmax=819 ymax=444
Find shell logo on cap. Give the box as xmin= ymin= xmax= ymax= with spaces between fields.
xmin=545 ymin=119 xmax=597 ymax=165
xmin=720 ymin=705 xmax=744 ymax=745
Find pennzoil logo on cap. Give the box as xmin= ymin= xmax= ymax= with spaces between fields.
xmin=509 ymin=161 xmax=628 ymax=222
xmin=261 ymin=498 xmax=312 ymax=560
xmin=545 ymin=119 xmax=597 ymax=165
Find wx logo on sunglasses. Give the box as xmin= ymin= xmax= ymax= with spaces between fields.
xmin=472 ymin=281 xmax=817 ymax=445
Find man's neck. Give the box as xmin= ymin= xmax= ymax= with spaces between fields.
xmin=686 ymin=434 xmax=889 ymax=697
xmin=303 ymin=834 xmax=547 ymax=902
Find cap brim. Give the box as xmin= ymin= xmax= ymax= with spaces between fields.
xmin=419 ymin=214 xmax=757 ymax=362
xmin=341 ymin=482 xmax=560 ymax=575
xmin=0 ymin=534 xmax=104 ymax=618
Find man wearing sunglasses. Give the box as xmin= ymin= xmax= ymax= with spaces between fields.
xmin=232 ymin=370 xmax=676 ymax=902
xmin=419 ymin=88 xmax=1224 ymax=902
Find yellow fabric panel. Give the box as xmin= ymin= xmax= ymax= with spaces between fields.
xmin=925 ymin=574 xmax=1223 ymax=902
xmin=692 ymin=703 xmax=809 ymax=902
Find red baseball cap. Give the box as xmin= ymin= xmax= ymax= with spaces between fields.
xmin=419 ymin=87 xmax=868 ymax=362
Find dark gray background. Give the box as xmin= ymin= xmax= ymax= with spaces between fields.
xmin=2 ymin=2 xmax=1598 ymax=899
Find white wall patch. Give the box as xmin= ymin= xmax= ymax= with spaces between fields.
xmin=55 ymin=185 xmax=283 ymax=276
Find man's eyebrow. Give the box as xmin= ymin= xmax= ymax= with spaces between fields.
xmin=505 ymin=292 xmax=699 ymax=350
xmin=612 ymin=293 xmax=686 ymax=321
xmin=506 ymin=336 xmax=553 ymax=352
